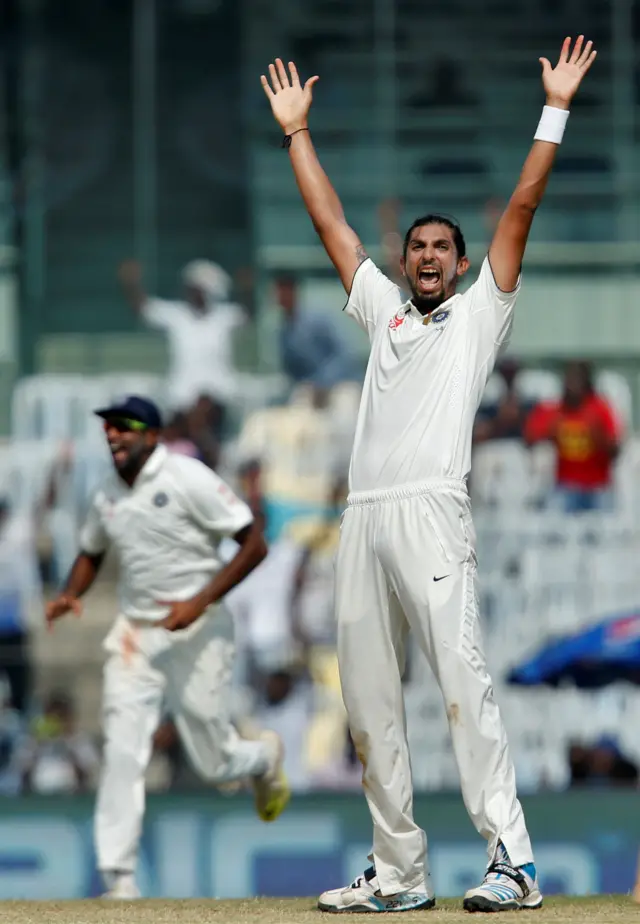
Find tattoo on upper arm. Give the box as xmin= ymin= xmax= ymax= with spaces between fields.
xmin=355 ymin=244 xmax=368 ymax=265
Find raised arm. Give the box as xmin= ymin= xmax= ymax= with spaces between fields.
xmin=489 ymin=36 xmax=596 ymax=292
xmin=261 ymin=59 xmax=367 ymax=293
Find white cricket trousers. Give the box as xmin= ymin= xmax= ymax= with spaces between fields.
xmin=335 ymin=480 xmax=533 ymax=895
xmin=94 ymin=609 xmax=267 ymax=874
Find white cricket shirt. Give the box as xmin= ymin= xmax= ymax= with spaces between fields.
xmin=345 ymin=257 xmax=519 ymax=491
xmin=142 ymin=298 xmax=245 ymax=408
xmin=79 ymin=445 xmax=253 ymax=622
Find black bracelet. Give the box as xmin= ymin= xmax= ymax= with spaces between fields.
xmin=282 ymin=127 xmax=309 ymax=149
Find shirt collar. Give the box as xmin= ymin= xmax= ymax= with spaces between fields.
xmin=403 ymin=291 xmax=462 ymax=322
xmin=122 ymin=444 xmax=168 ymax=489
xmin=140 ymin=444 xmax=168 ymax=481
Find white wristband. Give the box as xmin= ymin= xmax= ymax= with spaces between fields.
xmin=534 ymin=105 xmax=570 ymax=144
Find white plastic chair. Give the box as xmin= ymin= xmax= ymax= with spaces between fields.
xmin=471 ymin=440 xmax=533 ymax=510
xmin=514 ymin=369 xmax=562 ymax=404
xmin=11 ymin=375 xmax=110 ymax=442
xmin=478 ymin=372 xmax=506 ymax=410
xmin=0 ymin=439 xmax=60 ymax=513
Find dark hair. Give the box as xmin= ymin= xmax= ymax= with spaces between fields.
xmin=402 ymin=213 xmax=467 ymax=259
xmin=566 ymin=360 xmax=595 ymax=393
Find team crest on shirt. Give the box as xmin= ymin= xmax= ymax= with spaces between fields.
xmin=388 ymin=310 xmax=407 ymax=330
xmin=423 ymin=308 xmax=451 ymax=327
xmin=153 ymin=492 xmax=169 ymax=508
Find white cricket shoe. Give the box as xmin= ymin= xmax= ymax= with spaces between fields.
xmin=318 ymin=866 xmax=435 ymax=913
xmin=463 ymin=858 xmax=542 ymax=913
xmin=100 ymin=876 xmax=141 ymax=900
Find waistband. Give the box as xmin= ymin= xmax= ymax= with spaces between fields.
xmin=347 ymin=478 xmax=467 ymax=506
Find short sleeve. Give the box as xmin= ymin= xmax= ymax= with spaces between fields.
xmin=467 ymin=257 xmax=521 ymax=351
xmin=175 ymin=457 xmax=254 ymax=537
xmin=524 ymin=402 xmax=556 ymax=444
xmin=140 ymin=298 xmax=182 ymax=330
xmin=79 ymin=494 xmax=109 ymax=555
xmin=344 ymin=259 xmax=404 ymax=341
xmin=598 ymin=399 xmax=622 ymax=440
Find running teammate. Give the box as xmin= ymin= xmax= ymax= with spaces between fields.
xmin=46 ymin=396 xmax=289 ymax=899
xmin=262 ymin=36 xmax=596 ymax=913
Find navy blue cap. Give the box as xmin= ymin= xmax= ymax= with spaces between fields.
xmin=94 ymin=395 xmax=163 ymax=429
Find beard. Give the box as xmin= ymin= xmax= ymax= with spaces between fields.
xmin=408 ymin=281 xmax=448 ymax=316
xmin=114 ymin=444 xmax=153 ymax=478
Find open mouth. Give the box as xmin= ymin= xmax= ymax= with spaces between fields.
xmin=109 ymin=443 xmax=128 ymax=466
xmin=417 ymin=266 xmax=441 ymax=293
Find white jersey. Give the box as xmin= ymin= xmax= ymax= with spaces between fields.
xmin=345 ymin=257 xmax=519 ymax=491
xmin=79 ymin=445 xmax=253 ymax=622
xmin=142 ymin=298 xmax=245 ymax=408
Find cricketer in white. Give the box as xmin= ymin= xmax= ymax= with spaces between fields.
xmin=46 ymin=396 xmax=289 ymax=900
xmin=262 ymin=34 xmax=596 ymax=914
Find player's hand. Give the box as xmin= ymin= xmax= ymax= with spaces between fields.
xmin=118 ymin=259 xmax=143 ymax=287
xmin=158 ymin=593 xmax=208 ymax=632
xmin=539 ymin=36 xmax=597 ymax=110
xmin=45 ymin=594 xmax=82 ymax=630
xmin=261 ymin=59 xmax=319 ymax=134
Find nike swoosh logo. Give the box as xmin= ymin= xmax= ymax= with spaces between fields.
xmin=433 ymin=575 xmax=450 ymax=582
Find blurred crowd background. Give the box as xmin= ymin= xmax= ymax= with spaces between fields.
xmin=0 ymin=0 xmax=639 ymax=802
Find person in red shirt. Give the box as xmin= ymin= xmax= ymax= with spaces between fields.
xmin=525 ymin=361 xmax=621 ymax=512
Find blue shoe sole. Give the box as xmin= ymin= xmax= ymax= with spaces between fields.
xmin=318 ymin=897 xmax=436 ymax=913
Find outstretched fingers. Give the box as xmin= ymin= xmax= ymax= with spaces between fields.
xmin=268 ymin=62 xmax=282 ymax=92
xmin=569 ymin=35 xmax=584 ymax=64
xmin=558 ymin=36 xmax=571 ymax=64
xmin=289 ymin=61 xmax=301 ymax=88
xmin=578 ymin=41 xmax=596 ymax=71
xmin=275 ymin=58 xmax=290 ymax=89
xmin=260 ymin=74 xmax=274 ymax=98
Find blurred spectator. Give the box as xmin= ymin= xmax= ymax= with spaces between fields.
xmin=145 ymin=718 xmax=195 ymax=792
xmin=235 ymin=385 xmax=341 ymax=542
xmin=184 ymin=395 xmax=226 ymax=470
xmin=19 ymin=692 xmax=99 ymax=794
xmin=253 ymin=664 xmax=313 ymax=792
xmin=0 ymin=496 xmax=42 ymax=715
xmin=161 ymin=412 xmax=199 ymax=459
xmin=568 ymin=737 xmax=638 ymax=787
xmin=118 ymin=258 xmax=247 ymax=464
xmin=275 ymin=275 xmax=360 ymax=390
xmin=227 ymin=531 xmax=303 ymax=688
xmin=0 ymin=678 xmax=26 ymax=796
xmin=474 ymin=358 xmax=531 ymax=443
xmin=292 ymin=478 xmax=346 ymax=649
xmin=525 ymin=361 xmax=621 ymax=512
xmin=236 ymin=458 xmax=263 ymax=520
xmin=310 ymin=729 xmax=362 ymax=791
